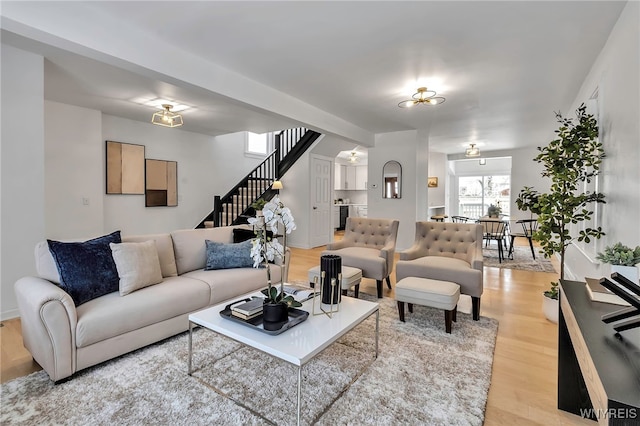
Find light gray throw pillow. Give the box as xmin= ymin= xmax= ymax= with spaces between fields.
xmin=110 ymin=240 xmax=163 ymax=296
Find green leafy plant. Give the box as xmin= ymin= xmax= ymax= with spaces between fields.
xmin=516 ymin=103 xmax=606 ymax=289
xmin=596 ymin=242 xmax=640 ymax=266
xmin=543 ymin=281 xmax=559 ymax=300
xmin=251 ymin=198 xmax=267 ymax=210
xmin=487 ymin=202 xmax=502 ymax=217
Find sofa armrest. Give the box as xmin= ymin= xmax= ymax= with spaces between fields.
xmin=14 ymin=276 xmax=78 ymax=381
xmin=469 ymin=246 xmax=484 ymax=271
xmin=325 ymin=240 xmax=349 ymax=251
xmin=399 ymin=244 xmax=425 ymax=261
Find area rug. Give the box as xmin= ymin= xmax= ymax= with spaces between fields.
xmin=483 ymin=245 xmax=556 ymax=273
xmin=1 ymin=296 xmax=498 ymax=425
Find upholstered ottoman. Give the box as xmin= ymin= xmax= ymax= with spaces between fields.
xmin=395 ymin=277 xmax=460 ymax=333
xmin=308 ymin=265 xmax=363 ymax=298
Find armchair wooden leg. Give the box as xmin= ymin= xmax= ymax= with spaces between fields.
xmin=445 ymin=309 xmax=453 ymax=333
xmin=453 ymin=305 xmax=458 ymax=322
xmin=472 ymin=297 xmax=481 ymax=321
xmin=397 ymin=301 xmax=405 ymax=322
xmin=354 ymin=284 xmax=360 ymax=299
xmin=376 ymin=280 xmax=383 ymax=298
xmin=408 ymin=303 xmax=414 ymax=313
xmin=341 ymin=289 xmax=348 ymax=296
xmin=385 ymin=276 xmax=392 ymax=289
xmin=509 ymin=236 xmax=516 ymax=259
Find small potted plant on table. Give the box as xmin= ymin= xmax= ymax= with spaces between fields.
xmin=596 ymin=242 xmax=640 ymax=284
xmin=248 ymin=196 xmax=300 ymax=330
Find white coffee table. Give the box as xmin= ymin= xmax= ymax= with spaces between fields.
xmin=188 ymin=291 xmax=379 ymax=426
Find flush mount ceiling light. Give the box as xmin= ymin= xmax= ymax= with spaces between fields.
xmin=151 ymin=104 xmax=184 ymax=128
xmin=398 ymin=87 xmax=446 ymax=108
xmin=465 ymin=143 xmax=481 ymax=158
xmin=348 ymin=151 xmax=359 ymax=163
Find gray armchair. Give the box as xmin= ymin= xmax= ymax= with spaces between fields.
xmin=396 ymin=221 xmax=484 ymax=320
xmin=322 ymin=217 xmax=399 ymax=298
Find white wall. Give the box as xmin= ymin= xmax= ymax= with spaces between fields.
xmin=369 ymin=130 xmax=419 ymax=250
xmin=427 ymin=152 xmax=446 ymax=210
xmin=45 ymin=102 xmax=104 ymax=239
xmin=1 ymin=46 xmax=45 ymax=319
xmin=563 ymin=1 xmax=640 ymax=281
xmin=102 ymin=117 xmax=261 ymax=235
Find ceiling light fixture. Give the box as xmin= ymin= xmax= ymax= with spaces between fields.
xmin=348 ymin=151 xmax=359 ymax=163
xmin=465 ymin=143 xmax=481 ymax=158
xmin=398 ymin=87 xmax=446 ymax=108
xmin=151 ymin=104 xmax=184 ymax=128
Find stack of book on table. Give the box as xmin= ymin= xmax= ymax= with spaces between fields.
xmin=230 ymin=298 xmax=264 ymax=320
xmin=585 ymin=277 xmax=631 ymax=306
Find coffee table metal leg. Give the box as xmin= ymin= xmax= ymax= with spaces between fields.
xmin=188 ymin=321 xmax=193 ymax=375
xmin=297 ymin=365 xmax=302 ymax=426
xmin=375 ymin=309 xmax=379 ymax=358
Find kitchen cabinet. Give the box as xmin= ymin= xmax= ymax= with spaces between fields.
xmin=355 ymin=166 xmax=367 ymax=190
xmin=334 ymin=164 xmax=346 ymax=190
xmin=345 ymin=166 xmax=356 ymax=189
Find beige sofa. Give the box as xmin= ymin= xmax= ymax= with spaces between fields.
xmin=14 ymin=226 xmax=287 ymax=382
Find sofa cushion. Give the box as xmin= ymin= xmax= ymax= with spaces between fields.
xmin=322 ymin=246 xmax=387 ymax=280
xmin=122 ymin=233 xmax=177 ymax=278
xmin=171 ymin=226 xmax=249 ymax=275
xmin=205 ymin=239 xmax=253 ymax=270
xmin=182 ymin=266 xmax=282 ymax=305
xmin=396 ymin=256 xmax=483 ymax=297
xmin=75 ymin=276 xmax=210 ymax=348
xmin=110 ymin=241 xmax=164 ymax=296
xmin=47 ymin=231 xmax=122 ymax=306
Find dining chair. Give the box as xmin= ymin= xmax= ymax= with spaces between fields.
xmin=508 ymin=219 xmax=538 ymax=259
xmin=478 ymin=219 xmax=508 ymax=263
xmin=451 ymin=215 xmax=472 ymax=223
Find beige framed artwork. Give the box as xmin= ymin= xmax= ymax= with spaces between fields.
xmin=145 ymin=159 xmax=178 ymax=207
xmin=106 ymin=141 xmax=145 ymax=194
xmin=428 ymin=177 xmax=438 ymax=188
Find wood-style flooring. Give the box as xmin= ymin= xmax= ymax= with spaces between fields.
xmin=1 ymin=236 xmax=592 ymax=425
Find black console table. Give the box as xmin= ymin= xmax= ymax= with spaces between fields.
xmin=559 ymin=280 xmax=640 ymax=425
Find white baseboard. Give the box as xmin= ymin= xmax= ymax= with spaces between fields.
xmin=1 ymin=309 xmax=20 ymax=321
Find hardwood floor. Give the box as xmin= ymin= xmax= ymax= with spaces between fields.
xmin=1 ymin=237 xmax=592 ymax=425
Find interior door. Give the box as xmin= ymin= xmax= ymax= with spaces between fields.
xmin=310 ymin=155 xmax=332 ymax=247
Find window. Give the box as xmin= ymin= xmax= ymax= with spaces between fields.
xmin=458 ymin=175 xmax=510 ymax=219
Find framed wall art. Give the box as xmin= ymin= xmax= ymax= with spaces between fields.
xmin=106 ymin=141 xmax=145 ymax=194
xmin=145 ymin=159 xmax=178 ymax=207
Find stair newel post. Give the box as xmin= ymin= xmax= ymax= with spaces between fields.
xmin=275 ymin=133 xmax=282 ymax=179
xmin=213 ymin=196 xmax=222 ymax=227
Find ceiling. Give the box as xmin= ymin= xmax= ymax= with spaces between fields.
xmin=1 ymin=1 xmax=627 ymax=154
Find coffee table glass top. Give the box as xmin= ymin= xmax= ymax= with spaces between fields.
xmin=189 ymin=291 xmax=379 ymax=366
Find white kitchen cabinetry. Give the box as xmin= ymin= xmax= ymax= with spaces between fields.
xmin=355 ymin=166 xmax=367 ymax=190
xmin=345 ymin=166 xmax=356 ymax=189
xmin=333 ymin=206 xmax=340 ymax=229
xmin=334 ymin=164 xmax=346 ymax=190
xmin=342 ymin=165 xmax=367 ymax=190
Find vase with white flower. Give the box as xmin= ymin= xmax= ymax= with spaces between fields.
xmin=247 ymin=196 xmax=301 ymax=329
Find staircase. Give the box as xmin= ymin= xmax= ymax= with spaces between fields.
xmin=197 ymin=127 xmax=321 ymax=228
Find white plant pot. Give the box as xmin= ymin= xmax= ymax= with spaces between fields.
xmin=542 ymin=295 xmax=559 ymax=324
xmin=610 ymin=265 xmax=639 ymax=284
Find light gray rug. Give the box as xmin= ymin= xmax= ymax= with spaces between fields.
xmin=1 ymin=296 xmax=498 ymax=425
xmin=483 ymin=245 xmax=556 ymax=273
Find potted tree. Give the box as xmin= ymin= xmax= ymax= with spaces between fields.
xmin=596 ymin=242 xmax=640 ymax=284
xmin=516 ymin=103 xmax=605 ymax=323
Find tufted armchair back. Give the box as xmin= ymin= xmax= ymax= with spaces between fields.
xmin=340 ymin=217 xmax=399 ymax=250
xmin=401 ymin=221 xmax=483 ymax=270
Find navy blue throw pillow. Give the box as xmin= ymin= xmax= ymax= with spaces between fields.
xmin=205 ymin=239 xmax=253 ymax=270
xmin=47 ymin=231 xmax=122 ymax=306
